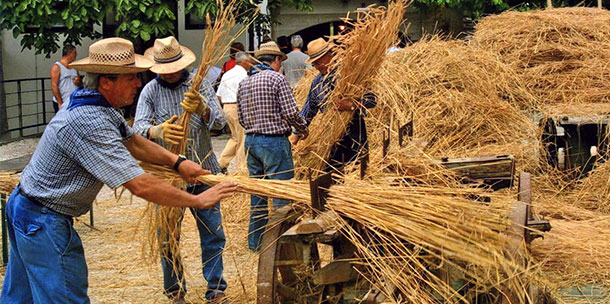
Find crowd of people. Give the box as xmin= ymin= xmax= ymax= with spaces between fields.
xmin=1 ymin=33 xmax=375 ymax=304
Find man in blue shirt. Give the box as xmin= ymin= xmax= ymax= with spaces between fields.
xmin=1 ymin=38 xmax=238 ymax=304
xmin=134 ymin=36 xmax=228 ymax=304
xmin=291 ymin=38 xmax=377 ymax=172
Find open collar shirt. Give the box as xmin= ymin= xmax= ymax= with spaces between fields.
xmin=236 ymin=69 xmax=307 ymax=135
xmin=134 ymin=73 xmax=225 ymax=173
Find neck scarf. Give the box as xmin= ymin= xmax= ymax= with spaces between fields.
xmin=249 ymin=63 xmax=274 ymax=76
xmin=67 ymin=88 xmax=111 ymax=110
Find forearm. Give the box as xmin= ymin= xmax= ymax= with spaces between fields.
xmin=52 ymin=87 xmax=63 ymax=106
xmin=126 ymin=134 xmax=178 ymax=166
xmin=125 ymin=174 xmax=197 ymax=208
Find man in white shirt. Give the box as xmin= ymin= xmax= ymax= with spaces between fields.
xmin=217 ymin=51 xmax=253 ymax=171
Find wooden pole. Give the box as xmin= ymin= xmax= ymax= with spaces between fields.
xmin=547 ymin=0 xmax=553 ymax=9
xmin=598 ymin=0 xmax=602 ymax=9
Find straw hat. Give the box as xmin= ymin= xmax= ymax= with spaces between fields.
xmin=306 ymin=38 xmax=332 ymax=64
xmin=144 ymin=36 xmax=196 ymax=74
xmin=254 ymin=41 xmax=287 ymax=61
xmin=71 ymin=38 xmax=152 ymax=73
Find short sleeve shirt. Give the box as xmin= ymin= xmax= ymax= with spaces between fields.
xmin=19 ymin=104 xmax=145 ymax=217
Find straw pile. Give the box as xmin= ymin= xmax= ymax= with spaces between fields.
xmin=472 ymin=7 xmax=610 ymax=105
xmin=293 ymin=0 xmax=406 ymax=175
xmin=356 ymin=37 xmax=542 ymax=180
xmin=0 ymin=171 xmax=18 ymax=194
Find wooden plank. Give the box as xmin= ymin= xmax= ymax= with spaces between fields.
xmin=313 ymin=260 xmax=356 ymax=285
xmin=294 ymin=211 xmax=340 ymax=234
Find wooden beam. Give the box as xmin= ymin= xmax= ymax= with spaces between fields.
xmin=313 ymin=260 xmax=356 ymax=285
xmin=294 ymin=211 xmax=340 ymax=234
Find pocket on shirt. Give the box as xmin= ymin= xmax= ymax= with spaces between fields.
xmin=157 ymin=109 xmax=170 ymax=123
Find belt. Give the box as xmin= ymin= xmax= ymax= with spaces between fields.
xmin=18 ymin=185 xmax=44 ymax=207
xmin=246 ymin=132 xmax=290 ymax=137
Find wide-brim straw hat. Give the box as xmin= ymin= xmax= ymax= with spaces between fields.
xmin=306 ymin=38 xmax=332 ymax=64
xmin=144 ymin=36 xmax=196 ymax=74
xmin=71 ymin=38 xmax=152 ymax=74
xmin=254 ymin=41 xmax=287 ymax=61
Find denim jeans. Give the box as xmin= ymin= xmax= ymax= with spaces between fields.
xmin=1 ymin=186 xmax=90 ymax=304
xmin=161 ymin=184 xmax=227 ymax=299
xmin=244 ymin=134 xmax=294 ymax=251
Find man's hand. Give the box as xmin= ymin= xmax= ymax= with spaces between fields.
xmin=289 ymin=133 xmax=300 ymax=146
xmin=148 ymin=115 xmax=184 ymax=145
xmin=194 ymin=181 xmax=239 ymax=209
xmin=176 ymin=159 xmax=208 ymax=184
xmin=181 ymin=91 xmax=209 ymax=117
xmin=334 ymin=98 xmax=355 ymax=112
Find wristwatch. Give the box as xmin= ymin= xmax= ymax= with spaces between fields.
xmin=173 ymin=154 xmax=187 ymax=172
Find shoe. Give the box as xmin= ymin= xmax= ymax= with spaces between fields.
xmin=169 ymin=293 xmax=186 ymax=304
xmin=208 ymin=293 xmax=230 ymax=304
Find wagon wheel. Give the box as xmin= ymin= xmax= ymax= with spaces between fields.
xmin=256 ymin=205 xmax=323 ymax=304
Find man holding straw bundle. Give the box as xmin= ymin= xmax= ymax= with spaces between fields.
xmin=291 ymin=38 xmax=377 ymax=172
xmin=1 ymin=38 xmax=238 ymax=304
xmin=134 ymin=36 xmax=229 ymax=304
xmin=237 ymin=41 xmax=309 ymax=251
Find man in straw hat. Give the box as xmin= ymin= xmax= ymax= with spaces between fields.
xmin=290 ymin=37 xmax=377 ymax=172
xmin=0 ymin=37 xmax=238 ymax=303
xmin=133 ymin=36 xmax=229 ymax=304
xmin=236 ymin=41 xmax=308 ymax=251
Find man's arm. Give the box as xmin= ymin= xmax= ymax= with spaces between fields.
xmin=50 ymin=64 xmax=63 ymax=106
xmin=124 ymin=133 xmax=203 ymax=184
xmin=124 ymin=173 xmax=237 ymax=209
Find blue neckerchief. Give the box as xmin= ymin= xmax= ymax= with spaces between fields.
xmin=67 ymin=88 xmax=111 ymax=110
xmin=67 ymin=88 xmax=128 ymax=137
xmin=249 ymin=63 xmax=274 ymax=76
xmin=155 ymin=69 xmax=190 ymax=89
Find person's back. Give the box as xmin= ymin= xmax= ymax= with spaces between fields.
xmin=281 ymin=35 xmax=310 ymax=88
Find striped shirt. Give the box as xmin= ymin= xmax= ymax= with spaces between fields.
xmin=20 ymin=102 xmax=145 ymax=217
xmin=236 ymin=69 xmax=307 ymax=135
xmin=134 ymin=72 xmax=225 ymax=174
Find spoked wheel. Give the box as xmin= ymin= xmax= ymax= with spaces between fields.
xmin=256 ymin=206 xmax=323 ymax=304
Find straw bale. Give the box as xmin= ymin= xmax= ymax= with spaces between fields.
xmin=293 ymin=68 xmax=319 ymax=108
xmin=472 ymin=7 xmax=610 ymax=105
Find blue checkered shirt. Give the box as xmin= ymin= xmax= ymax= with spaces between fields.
xmin=20 ymin=104 xmax=145 ymax=217
xmin=237 ymin=69 xmax=307 ymax=135
xmin=134 ymin=73 xmax=225 ymax=174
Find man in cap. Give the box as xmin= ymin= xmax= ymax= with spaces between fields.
xmin=216 ymin=51 xmax=253 ymax=172
xmin=133 ymin=36 xmax=228 ymax=304
xmin=236 ymin=41 xmax=308 ymax=251
xmin=290 ymin=38 xmax=377 ymax=172
xmin=0 ymin=37 xmax=238 ymax=303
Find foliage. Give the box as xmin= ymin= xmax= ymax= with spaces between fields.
xmin=0 ymin=0 xmax=108 ymax=57
xmin=0 ymin=0 xmax=312 ymax=58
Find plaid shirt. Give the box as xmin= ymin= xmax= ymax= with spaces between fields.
xmin=237 ymin=69 xmax=307 ymax=135
xmin=134 ymin=73 xmax=225 ymax=174
xmin=20 ymin=103 xmax=145 ymax=217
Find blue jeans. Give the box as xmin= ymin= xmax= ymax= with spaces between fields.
xmin=161 ymin=184 xmax=227 ymax=299
xmin=1 ymin=186 xmax=90 ymax=304
xmin=244 ymin=134 xmax=294 ymax=251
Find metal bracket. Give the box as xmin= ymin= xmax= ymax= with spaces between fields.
xmin=398 ymin=120 xmax=413 ymax=147
xmin=309 ymin=172 xmax=333 ymax=213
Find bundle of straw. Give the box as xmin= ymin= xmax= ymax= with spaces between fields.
xmin=141 ymin=0 xmax=257 ymax=275
xmin=472 ymin=7 xmax=610 ymax=105
xmin=293 ymin=1 xmax=406 ymax=175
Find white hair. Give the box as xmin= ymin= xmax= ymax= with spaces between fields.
xmin=291 ymin=35 xmax=303 ymax=49
xmin=83 ymin=72 xmax=118 ymax=90
xmin=235 ymin=51 xmax=251 ymax=64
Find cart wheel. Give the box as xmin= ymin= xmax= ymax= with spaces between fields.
xmin=256 ymin=205 xmax=322 ymax=304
